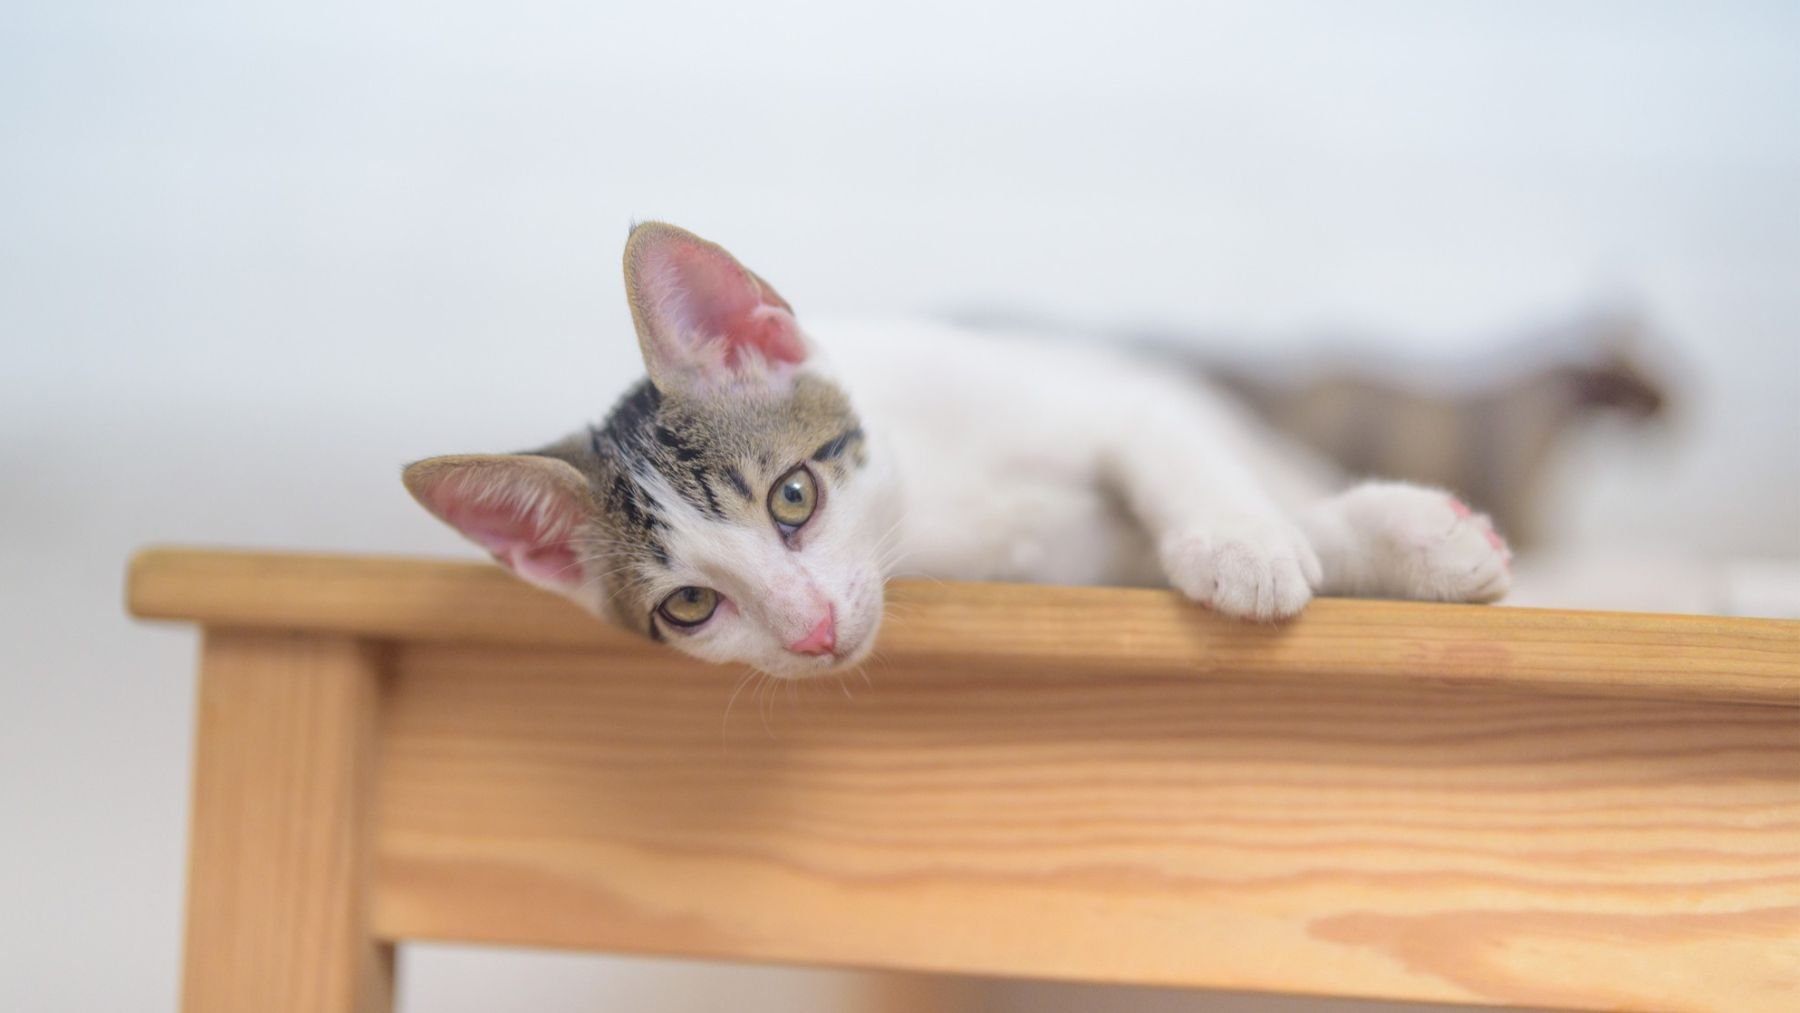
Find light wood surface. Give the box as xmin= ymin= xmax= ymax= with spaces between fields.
xmin=181 ymin=631 xmax=392 ymax=1013
xmin=128 ymin=547 xmax=1800 ymax=707
xmin=369 ymin=643 xmax=1800 ymax=1012
xmin=131 ymin=548 xmax=1800 ymax=1012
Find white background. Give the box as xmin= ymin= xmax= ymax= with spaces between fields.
xmin=3 ymin=2 xmax=1797 ymax=1010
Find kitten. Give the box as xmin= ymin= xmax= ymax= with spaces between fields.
xmin=405 ymin=223 xmax=1512 ymax=678
xmin=1193 ymin=326 xmax=1667 ymax=551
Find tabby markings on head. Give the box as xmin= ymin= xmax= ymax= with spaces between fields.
xmin=573 ymin=373 xmax=867 ymax=625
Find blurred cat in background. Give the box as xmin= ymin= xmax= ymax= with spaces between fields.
xmin=405 ymin=223 xmax=1512 ymax=678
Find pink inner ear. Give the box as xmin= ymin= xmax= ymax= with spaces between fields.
xmin=455 ymin=512 xmax=580 ymax=588
xmin=644 ymin=239 xmax=806 ymax=370
xmin=436 ymin=490 xmax=583 ymax=590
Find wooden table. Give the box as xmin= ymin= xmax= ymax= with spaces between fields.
xmin=126 ymin=547 xmax=1800 ymax=1012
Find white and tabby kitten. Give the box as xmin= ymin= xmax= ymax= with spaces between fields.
xmin=405 ymin=223 xmax=1511 ymax=678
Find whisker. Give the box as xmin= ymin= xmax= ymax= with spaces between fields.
xmin=722 ymin=667 xmax=758 ymax=737
xmin=757 ymin=673 xmax=776 ymax=739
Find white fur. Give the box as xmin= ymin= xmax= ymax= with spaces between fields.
xmin=626 ymin=439 xmax=901 ymax=679
xmin=807 ymin=319 xmax=1511 ymax=620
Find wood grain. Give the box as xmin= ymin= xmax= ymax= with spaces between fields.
xmin=370 ymin=644 xmax=1800 ymax=1012
xmin=182 ymin=631 xmax=392 ymax=1013
xmin=134 ymin=548 xmax=1800 ymax=1011
xmin=128 ymin=547 xmax=1800 ymax=707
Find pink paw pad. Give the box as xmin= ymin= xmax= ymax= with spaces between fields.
xmin=1450 ymin=496 xmax=1512 ymax=572
xmin=1487 ymin=528 xmax=1513 ymax=573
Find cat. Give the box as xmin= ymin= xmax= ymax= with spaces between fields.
xmin=1187 ymin=320 xmax=1667 ymax=551
xmin=404 ymin=222 xmax=1512 ymax=678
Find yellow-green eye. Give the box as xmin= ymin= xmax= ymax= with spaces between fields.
xmin=657 ymin=586 xmax=719 ymax=627
xmin=768 ymin=465 xmax=818 ymax=531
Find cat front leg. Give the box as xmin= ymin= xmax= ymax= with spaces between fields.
xmin=1103 ymin=387 xmax=1322 ymax=621
xmin=1300 ymin=481 xmax=1512 ymax=603
xmin=1155 ymin=514 xmax=1322 ymax=620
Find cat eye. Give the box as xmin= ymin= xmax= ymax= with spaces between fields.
xmin=767 ymin=465 xmax=818 ymax=533
xmin=657 ymin=586 xmax=719 ymax=628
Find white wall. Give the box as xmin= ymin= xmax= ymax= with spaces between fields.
xmin=4 ymin=2 xmax=1797 ymax=1010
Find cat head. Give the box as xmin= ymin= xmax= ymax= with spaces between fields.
xmin=404 ymin=223 xmax=899 ymax=678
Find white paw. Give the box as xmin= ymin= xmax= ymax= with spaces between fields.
xmin=1160 ymin=515 xmax=1322 ymax=621
xmin=1383 ymin=493 xmax=1513 ymax=603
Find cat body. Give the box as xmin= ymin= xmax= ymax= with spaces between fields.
xmin=822 ymin=319 xmax=1305 ymax=588
xmin=406 ymin=224 xmax=1511 ymax=679
xmin=1179 ymin=316 xmax=1669 ymax=550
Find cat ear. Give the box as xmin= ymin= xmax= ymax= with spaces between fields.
xmin=622 ymin=221 xmax=808 ymax=397
xmin=403 ymin=454 xmax=596 ymax=595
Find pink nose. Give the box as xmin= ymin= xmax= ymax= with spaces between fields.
xmin=786 ymin=610 xmax=836 ymax=657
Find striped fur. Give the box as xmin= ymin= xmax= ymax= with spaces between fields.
xmin=530 ymin=374 xmax=868 ymax=634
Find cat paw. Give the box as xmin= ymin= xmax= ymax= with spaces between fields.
xmin=1386 ymin=494 xmax=1513 ymax=603
xmin=1160 ymin=515 xmax=1322 ymax=621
